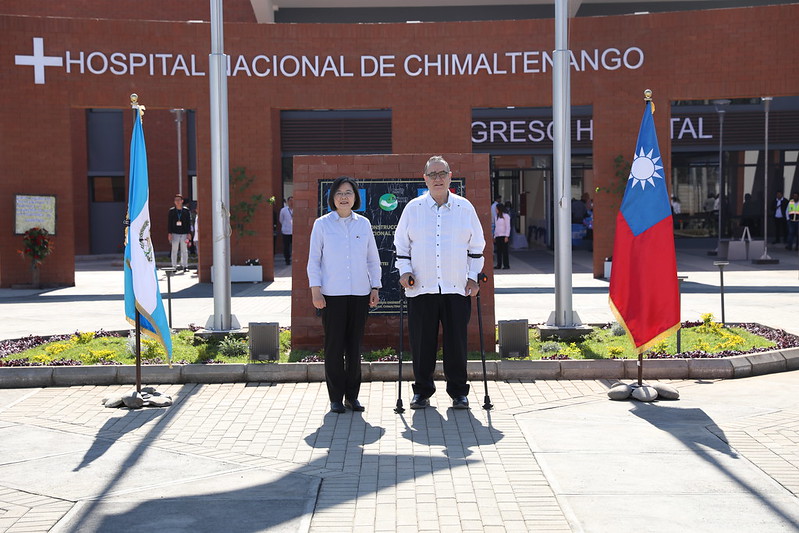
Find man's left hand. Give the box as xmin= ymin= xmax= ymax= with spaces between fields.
xmin=465 ymin=278 xmax=479 ymax=297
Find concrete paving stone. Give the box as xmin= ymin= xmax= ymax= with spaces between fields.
xmin=180 ymin=363 xmax=246 ymax=383
xmin=438 ymin=526 xmax=469 ymax=533
xmin=783 ymin=348 xmax=799 ymax=371
xmin=747 ymin=351 xmax=788 ymax=376
xmin=561 ymin=359 xmax=624 ymax=380
xmin=51 ymin=366 xmax=118 ymax=387
xmin=563 ymin=493 xmax=799 ymax=533
xmin=497 ymin=360 xmax=560 ymax=380
xmin=729 ymin=354 xmax=754 ymax=378
xmin=623 ymin=358 xmax=691 ymax=380
xmin=687 ymin=357 xmax=734 ymax=379
xmin=116 ymin=365 xmax=182 ymax=384
xmin=306 ymin=362 xmax=326 ymax=382
xmin=245 ymin=362 xmax=307 ymax=382
xmin=0 ymin=368 xmax=54 ymax=389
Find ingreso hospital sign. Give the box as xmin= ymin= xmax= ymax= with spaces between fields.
xmin=14 ymin=36 xmax=645 ymax=84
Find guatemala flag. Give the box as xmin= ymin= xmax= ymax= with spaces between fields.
xmin=124 ymin=110 xmax=173 ymax=360
xmin=609 ymin=99 xmax=680 ymax=353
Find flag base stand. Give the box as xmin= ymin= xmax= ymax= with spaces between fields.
xmin=102 ymin=386 xmax=173 ymax=409
xmin=204 ymin=314 xmax=241 ymax=331
xmin=608 ymin=381 xmax=680 ymax=402
xmin=538 ymin=312 xmax=593 ymax=341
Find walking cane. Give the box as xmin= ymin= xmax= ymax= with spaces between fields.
xmin=476 ymin=272 xmax=493 ymax=410
xmin=394 ymin=274 xmax=414 ymax=414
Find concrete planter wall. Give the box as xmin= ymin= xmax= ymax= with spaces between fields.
xmin=1 ymin=347 xmax=798 ymax=388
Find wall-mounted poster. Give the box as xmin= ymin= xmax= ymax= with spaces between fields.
xmin=15 ymin=195 xmax=56 ymax=235
xmin=317 ymin=177 xmax=465 ymax=315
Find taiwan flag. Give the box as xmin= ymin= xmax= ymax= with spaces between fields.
xmin=609 ymin=99 xmax=680 ymax=353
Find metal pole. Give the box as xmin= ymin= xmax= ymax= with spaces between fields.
xmin=711 ymin=100 xmax=729 ymax=255
xmin=172 ymin=109 xmax=185 ymax=196
xmin=713 ymin=261 xmax=728 ymax=326
xmin=135 ymin=310 xmax=142 ymax=393
xmin=549 ymin=0 xmax=579 ymax=327
xmin=716 ymin=107 xmax=725 ymax=248
xmin=676 ymin=275 xmax=688 ymax=353
xmin=209 ymin=0 xmax=233 ymax=330
xmin=164 ymin=268 xmax=174 ymax=328
xmin=760 ymin=97 xmax=773 ymax=260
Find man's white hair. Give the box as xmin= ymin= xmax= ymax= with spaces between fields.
xmin=424 ymin=155 xmax=450 ymax=174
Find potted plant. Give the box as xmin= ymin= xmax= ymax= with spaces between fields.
xmin=211 ymin=167 xmax=275 ymax=283
xmin=18 ymin=227 xmax=53 ymax=289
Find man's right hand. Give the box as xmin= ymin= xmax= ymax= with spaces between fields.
xmin=167 ymin=233 xmax=172 ymax=242
xmin=399 ymin=272 xmax=415 ymax=289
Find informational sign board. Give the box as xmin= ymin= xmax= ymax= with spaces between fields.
xmin=15 ymin=194 xmax=56 ymax=235
xmin=317 ymin=177 xmax=465 ymax=315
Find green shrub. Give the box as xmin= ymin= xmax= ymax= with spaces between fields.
xmin=541 ymin=341 xmax=561 ymax=354
xmin=218 ymin=334 xmax=248 ymax=358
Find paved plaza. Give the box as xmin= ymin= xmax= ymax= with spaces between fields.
xmin=1 ymin=240 xmax=799 ymax=532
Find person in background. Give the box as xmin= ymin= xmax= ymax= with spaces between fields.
xmin=394 ymin=155 xmax=486 ymax=410
xmin=571 ymin=195 xmax=587 ymax=224
xmin=671 ymin=196 xmax=681 ymax=215
xmin=773 ymin=191 xmax=789 ymax=244
xmin=741 ymin=193 xmax=762 ymax=236
xmin=279 ymin=196 xmax=294 ymax=265
xmin=167 ymin=193 xmax=191 ymax=272
xmin=494 ymin=203 xmax=511 ymax=269
xmin=191 ymin=205 xmax=199 ymax=265
xmin=786 ymin=192 xmax=799 ymax=251
xmin=308 ymin=177 xmax=381 ymax=414
xmin=490 ymin=194 xmax=501 ymax=265
xmin=490 ymin=194 xmax=501 ymax=235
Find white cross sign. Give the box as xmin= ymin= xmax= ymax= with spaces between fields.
xmin=15 ymin=37 xmax=63 ymax=85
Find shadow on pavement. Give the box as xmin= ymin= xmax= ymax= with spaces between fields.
xmin=630 ymin=401 xmax=799 ymax=529
xmin=402 ymin=406 xmax=504 ymax=459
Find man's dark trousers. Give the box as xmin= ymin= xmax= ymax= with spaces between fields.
xmin=282 ymin=234 xmax=293 ymax=264
xmin=407 ymin=292 xmax=471 ymax=399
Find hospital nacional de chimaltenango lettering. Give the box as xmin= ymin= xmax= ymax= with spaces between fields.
xmin=15 ymin=37 xmax=721 ymax=148
xmin=14 ymin=36 xmax=645 ymax=85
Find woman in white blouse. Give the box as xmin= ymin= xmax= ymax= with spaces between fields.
xmin=494 ymin=203 xmax=511 ymax=269
xmin=307 ymin=176 xmax=382 ymax=414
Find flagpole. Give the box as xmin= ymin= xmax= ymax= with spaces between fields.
xmin=540 ymin=0 xmax=589 ymax=341
xmin=135 ymin=310 xmax=142 ymax=394
xmin=208 ymin=0 xmax=236 ymax=330
xmin=130 ymin=95 xmax=145 ymax=395
xmin=552 ymin=0 xmax=574 ymax=327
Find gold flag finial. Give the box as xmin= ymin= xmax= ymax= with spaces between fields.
xmin=644 ymin=89 xmax=655 ymax=114
xmin=130 ymin=93 xmax=146 ymax=117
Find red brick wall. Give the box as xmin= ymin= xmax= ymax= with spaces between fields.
xmin=291 ymin=154 xmax=494 ymax=353
xmin=2 ymin=5 xmax=798 ymax=287
xmin=0 ymin=1 xmax=257 ymax=22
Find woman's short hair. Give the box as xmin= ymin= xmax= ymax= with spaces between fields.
xmin=327 ymin=175 xmax=361 ymax=211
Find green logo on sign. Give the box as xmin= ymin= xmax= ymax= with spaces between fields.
xmin=379 ymin=193 xmax=398 ymax=211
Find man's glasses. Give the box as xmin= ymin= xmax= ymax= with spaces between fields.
xmin=425 ymin=171 xmax=450 ymax=180
xmin=334 ymin=190 xmax=355 ymax=198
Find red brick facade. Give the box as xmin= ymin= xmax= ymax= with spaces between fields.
xmin=291 ymin=154 xmax=494 ymax=352
xmin=1 ymin=5 xmax=798 ymax=289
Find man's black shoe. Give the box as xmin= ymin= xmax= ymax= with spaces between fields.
xmin=452 ymin=396 xmax=470 ymax=409
xmin=344 ymin=399 xmax=365 ymax=412
xmin=410 ymin=394 xmax=429 ymax=409
xmin=330 ymin=401 xmax=345 ymax=414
